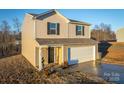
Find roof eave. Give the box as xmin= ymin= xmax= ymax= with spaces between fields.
xmin=69 ymin=22 xmax=91 ymax=26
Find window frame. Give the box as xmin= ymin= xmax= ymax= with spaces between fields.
xmin=48 ymin=22 xmax=58 ymax=35
xmin=76 ymin=25 xmax=85 ymax=36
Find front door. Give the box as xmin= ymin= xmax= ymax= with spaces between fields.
xmin=48 ymin=47 xmax=54 ymax=63
xmin=55 ymin=47 xmax=62 ymax=64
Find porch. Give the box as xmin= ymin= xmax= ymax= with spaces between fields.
xmin=35 ymin=38 xmax=97 ymax=70
xmin=35 ymin=45 xmax=66 ymax=70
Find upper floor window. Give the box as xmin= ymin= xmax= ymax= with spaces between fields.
xmin=47 ymin=22 xmax=60 ymax=35
xmin=76 ymin=25 xmax=84 ymax=36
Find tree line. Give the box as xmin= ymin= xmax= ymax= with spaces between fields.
xmin=0 ymin=17 xmax=21 ymax=58
xmin=91 ymin=23 xmax=116 ymax=42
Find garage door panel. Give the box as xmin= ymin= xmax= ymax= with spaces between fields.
xmin=68 ymin=46 xmax=95 ymax=65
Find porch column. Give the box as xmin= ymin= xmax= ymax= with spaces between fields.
xmin=61 ymin=45 xmax=64 ymax=64
xmin=38 ymin=47 xmax=42 ymax=70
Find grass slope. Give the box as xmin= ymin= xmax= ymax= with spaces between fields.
xmin=0 ymin=55 xmax=107 ymax=84
xmin=103 ymin=42 xmax=124 ymax=65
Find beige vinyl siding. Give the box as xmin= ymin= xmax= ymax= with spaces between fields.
xmin=22 ymin=14 xmax=39 ymax=67
xmin=35 ymin=13 xmax=90 ymax=39
xmin=63 ymin=46 xmax=68 ymax=63
xmin=35 ymin=13 xmax=68 ymax=38
xmin=68 ymin=23 xmax=90 ymax=38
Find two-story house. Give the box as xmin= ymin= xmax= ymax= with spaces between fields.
xmin=22 ymin=9 xmax=98 ymax=70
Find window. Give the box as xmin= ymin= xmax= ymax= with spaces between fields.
xmin=47 ymin=22 xmax=60 ymax=35
xmin=76 ymin=25 xmax=84 ymax=35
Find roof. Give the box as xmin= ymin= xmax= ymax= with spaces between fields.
xmin=36 ymin=38 xmax=97 ymax=45
xmin=29 ymin=13 xmax=38 ymax=17
xmin=28 ymin=9 xmax=91 ymax=26
xmin=69 ymin=19 xmax=91 ymax=26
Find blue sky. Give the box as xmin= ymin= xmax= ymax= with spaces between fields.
xmin=0 ymin=9 xmax=124 ymax=32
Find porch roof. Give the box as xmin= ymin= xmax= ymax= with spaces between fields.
xmin=36 ymin=38 xmax=97 ymax=45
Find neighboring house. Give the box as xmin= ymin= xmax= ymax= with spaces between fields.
xmin=116 ymin=28 xmax=124 ymax=42
xmin=22 ymin=9 xmax=98 ymax=70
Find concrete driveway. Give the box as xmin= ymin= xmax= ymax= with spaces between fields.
xmin=66 ymin=61 xmax=124 ymax=84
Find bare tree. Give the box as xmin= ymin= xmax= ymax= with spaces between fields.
xmin=0 ymin=19 xmax=21 ymax=58
xmin=13 ymin=17 xmax=21 ymax=32
xmin=91 ymin=23 xmax=116 ymax=41
xmin=13 ymin=17 xmax=21 ymax=40
xmin=0 ymin=20 xmax=11 ymax=32
xmin=0 ymin=20 xmax=11 ymax=42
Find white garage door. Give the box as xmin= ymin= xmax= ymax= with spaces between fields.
xmin=68 ymin=46 xmax=95 ymax=65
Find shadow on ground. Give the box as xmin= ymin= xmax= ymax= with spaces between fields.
xmin=98 ymin=41 xmax=112 ymax=58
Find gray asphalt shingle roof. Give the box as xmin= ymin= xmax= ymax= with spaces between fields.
xmin=28 ymin=10 xmax=91 ymax=26
xmin=69 ymin=19 xmax=91 ymax=26
xmin=36 ymin=38 xmax=97 ymax=45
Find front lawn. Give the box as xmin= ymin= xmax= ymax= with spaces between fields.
xmin=102 ymin=42 xmax=124 ymax=66
xmin=0 ymin=55 xmax=107 ymax=84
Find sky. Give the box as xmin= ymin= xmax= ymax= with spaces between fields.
xmin=0 ymin=9 xmax=124 ymax=32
